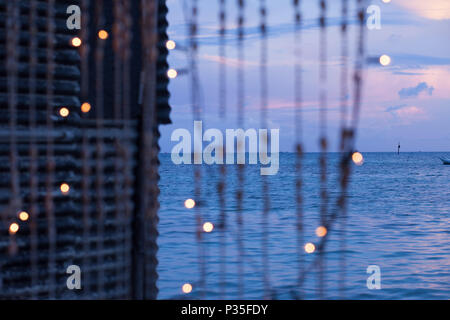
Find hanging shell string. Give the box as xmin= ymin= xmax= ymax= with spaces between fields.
xmin=80 ymin=0 xmax=92 ymax=298
xmin=317 ymin=0 xmax=328 ymax=299
xmin=189 ymin=0 xmax=206 ymax=298
xmin=121 ymin=0 xmax=134 ymax=298
xmin=5 ymin=0 xmax=21 ymax=257
xmin=297 ymin=0 xmax=368 ymax=291
xmin=141 ymin=0 xmax=160 ymax=299
xmin=350 ymin=0 xmax=367 ymax=132
xmin=259 ymin=0 xmax=271 ymax=299
xmin=45 ymin=0 xmax=57 ymax=299
xmin=235 ymin=0 xmax=245 ymax=300
xmin=338 ymin=0 xmax=349 ymax=298
xmin=28 ymin=0 xmax=39 ymax=298
xmin=217 ymin=0 xmax=228 ymax=300
xmin=94 ymin=0 xmax=106 ymax=298
xmin=292 ymin=0 xmax=304 ymax=298
xmin=113 ymin=0 xmax=125 ymax=296
xmin=218 ymin=0 xmax=227 ymax=120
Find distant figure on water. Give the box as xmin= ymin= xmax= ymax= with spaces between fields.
xmin=397 ymin=142 xmax=400 ymax=155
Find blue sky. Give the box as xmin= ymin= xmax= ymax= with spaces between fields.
xmin=160 ymin=0 xmax=450 ymax=152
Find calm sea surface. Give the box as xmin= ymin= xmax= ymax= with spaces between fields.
xmin=157 ymin=153 xmax=450 ymax=299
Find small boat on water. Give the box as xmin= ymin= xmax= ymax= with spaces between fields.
xmin=439 ymin=157 xmax=450 ymax=165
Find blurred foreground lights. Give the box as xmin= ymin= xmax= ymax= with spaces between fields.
xmin=59 ymin=107 xmax=70 ymax=118
xmin=382 ymin=0 xmax=391 ymax=3
xmin=19 ymin=211 xmax=29 ymax=222
xmin=304 ymin=242 xmax=316 ymax=254
xmin=203 ymin=222 xmax=214 ymax=233
xmin=184 ymin=199 xmax=196 ymax=209
xmin=315 ymin=226 xmax=327 ymax=238
xmin=166 ymin=40 xmax=176 ymax=50
xmin=81 ymin=102 xmax=92 ymax=113
xmin=71 ymin=37 xmax=82 ymax=47
xmin=9 ymin=223 xmax=19 ymax=235
xmin=379 ymin=54 xmax=391 ymax=66
xmin=182 ymin=283 xmax=193 ymax=294
xmin=167 ymin=68 xmax=178 ymax=79
xmin=98 ymin=30 xmax=109 ymax=40
xmin=352 ymin=152 xmax=364 ymax=166
xmin=60 ymin=183 xmax=70 ymax=195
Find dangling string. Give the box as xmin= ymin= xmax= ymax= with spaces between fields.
xmin=218 ymin=0 xmax=227 ymax=120
xmin=121 ymin=0 xmax=134 ymax=298
xmin=317 ymin=0 xmax=328 ymax=299
xmin=297 ymin=0 xmax=368 ymax=294
xmin=80 ymin=0 xmax=92 ymax=298
xmin=338 ymin=0 xmax=349 ymax=298
xmin=141 ymin=0 xmax=160 ymax=299
xmin=94 ymin=0 xmax=106 ymax=298
xmin=188 ymin=0 xmax=207 ymax=298
xmin=28 ymin=0 xmax=39 ymax=299
xmin=259 ymin=0 xmax=271 ymax=299
xmin=292 ymin=0 xmax=304 ymax=299
xmin=217 ymin=0 xmax=228 ymax=300
xmin=334 ymin=0 xmax=367 ymax=297
xmin=45 ymin=0 xmax=56 ymax=299
xmin=235 ymin=0 xmax=245 ymax=299
xmin=113 ymin=0 xmax=125 ymax=296
xmin=350 ymin=0 xmax=367 ymax=132
xmin=5 ymin=0 xmax=21 ymax=257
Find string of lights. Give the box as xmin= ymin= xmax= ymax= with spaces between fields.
xmin=0 ymin=0 xmax=373 ymax=300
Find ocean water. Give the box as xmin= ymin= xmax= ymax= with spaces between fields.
xmin=157 ymin=153 xmax=450 ymax=300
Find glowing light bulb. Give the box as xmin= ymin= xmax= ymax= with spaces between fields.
xmin=203 ymin=222 xmax=214 ymax=233
xmin=60 ymin=183 xmax=70 ymax=194
xmin=352 ymin=152 xmax=364 ymax=166
xmin=167 ymin=69 xmax=178 ymax=79
xmin=9 ymin=223 xmax=19 ymax=235
xmin=184 ymin=199 xmax=196 ymax=209
xmin=315 ymin=226 xmax=327 ymax=237
xmin=59 ymin=107 xmax=70 ymax=118
xmin=19 ymin=211 xmax=29 ymax=222
xmin=305 ymin=242 xmax=316 ymax=254
xmin=166 ymin=40 xmax=176 ymax=50
xmin=98 ymin=30 xmax=109 ymax=40
xmin=379 ymin=54 xmax=391 ymax=66
xmin=182 ymin=283 xmax=193 ymax=294
xmin=81 ymin=102 xmax=92 ymax=113
xmin=71 ymin=37 xmax=82 ymax=47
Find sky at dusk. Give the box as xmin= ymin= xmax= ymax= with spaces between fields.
xmin=160 ymin=0 xmax=450 ymax=152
